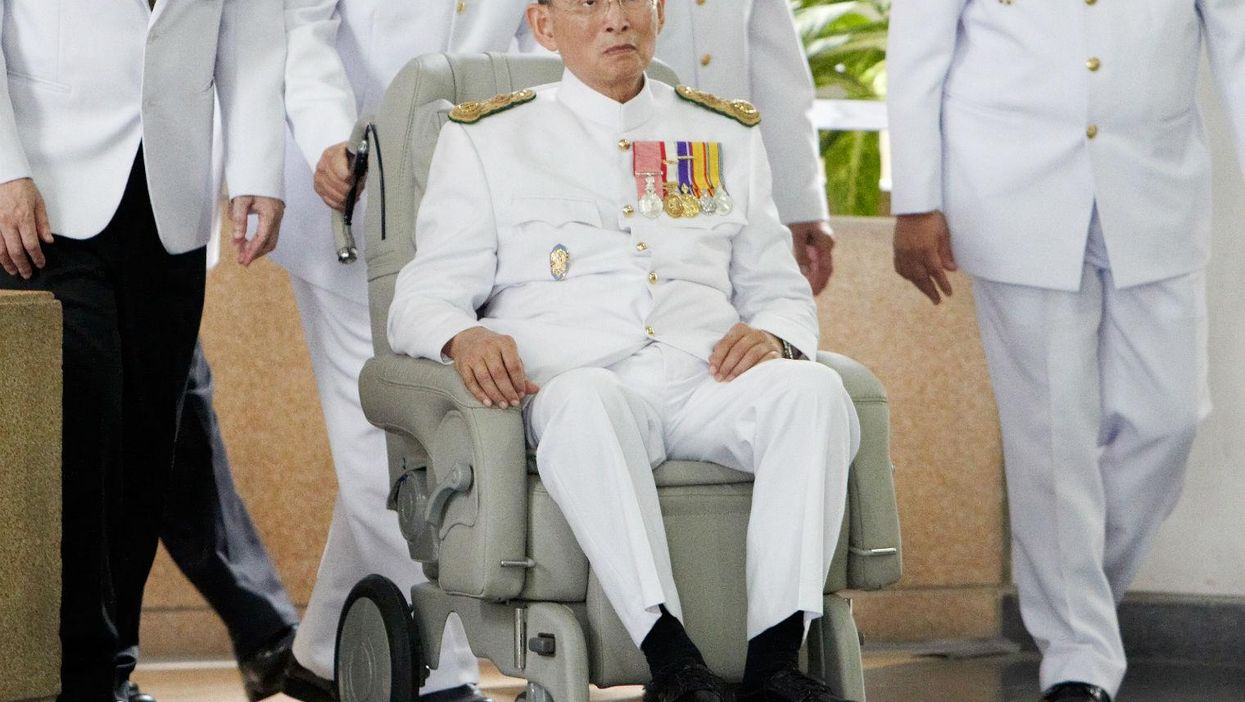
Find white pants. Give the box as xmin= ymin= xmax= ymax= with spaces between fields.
xmin=971 ymin=231 xmax=1207 ymax=696
xmin=523 ymin=344 xmax=859 ymax=645
xmin=288 ymin=278 xmax=478 ymax=690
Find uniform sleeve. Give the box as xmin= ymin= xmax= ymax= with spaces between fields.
xmin=284 ymin=0 xmax=359 ymax=170
xmin=886 ymin=0 xmax=968 ymax=215
xmin=1198 ymin=0 xmax=1245 ymax=176
xmin=731 ymin=128 xmax=820 ymax=360
xmin=216 ymin=0 xmax=287 ymax=199
xmin=749 ymin=0 xmax=829 ymax=224
xmin=387 ymin=123 xmax=499 ymax=362
xmin=0 ymin=12 xmax=32 ymax=186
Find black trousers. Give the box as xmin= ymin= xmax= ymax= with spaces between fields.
xmin=0 ymin=149 xmax=205 ymax=702
xmin=115 ymin=341 xmax=298 ymax=677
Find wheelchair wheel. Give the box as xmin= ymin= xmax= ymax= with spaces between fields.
xmin=335 ymin=574 xmax=425 ymax=702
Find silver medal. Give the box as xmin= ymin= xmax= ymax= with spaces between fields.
xmin=638 ymin=175 xmax=663 ymax=219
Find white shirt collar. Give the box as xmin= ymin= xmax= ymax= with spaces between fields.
xmin=556 ymin=68 xmax=656 ymax=131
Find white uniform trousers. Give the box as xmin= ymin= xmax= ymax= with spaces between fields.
xmin=288 ymin=278 xmax=478 ymax=690
xmin=971 ymin=218 xmax=1207 ymax=696
xmin=523 ymin=344 xmax=859 ymax=645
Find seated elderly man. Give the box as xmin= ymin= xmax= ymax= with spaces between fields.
xmin=387 ymin=2 xmax=859 ymax=702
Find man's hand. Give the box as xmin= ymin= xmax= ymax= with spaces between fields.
xmin=315 ymin=141 xmax=361 ymax=212
xmin=790 ymin=220 xmax=835 ymax=295
xmin=229 ymin=195 xmax=285 ymax=266
xmin=444 ymin=326 xmax=540 ymax=408
xmin=893 ymin=211 xmax=957 ymax=305
xmin=0 ymin=178 xmax=53 ymax=279
xmin=709 ymin=322 xmax=784 ymax=382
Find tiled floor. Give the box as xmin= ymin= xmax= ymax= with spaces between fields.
xmin=130 ymin=654 xmax=1245 ymax=702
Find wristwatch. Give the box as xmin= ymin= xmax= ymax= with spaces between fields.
xmin=780 ymin=338 xmax=796 ymax=360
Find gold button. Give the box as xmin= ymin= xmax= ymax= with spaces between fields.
xmin=696 ymin=0 xmax=706 ymax=4
xmin=648 ymin=272 xmax=658 ymax=284
xmin=645 ymin=325 xmax=656 ymax=337
xmin=1087 ymin=124 xmax=1099 ymax=139
xmin=456 ymin=1 xmax=466 ymax=14
xmin=1086 ymin=57 xmax=1101 ymax=72
xmin=622 ymin=205 xmax=635 ymax=217
xmin=701 ymin=54 xmax=712 ymax=67
xmin=618 ymin=139 xmax=631 ymax=151
xmin=1085 ymin=0 xmax=1097 ymax=5
xmin=635 ymin=242 xmax=648 ymax=252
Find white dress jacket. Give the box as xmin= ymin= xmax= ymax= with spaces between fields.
xmin=388 ymin=72 xmax=819 ymax=386
xmin=0 ymin=0 xmax=286 ymax=253
xmin=887 ymin=0 xmax=1245 ymax=290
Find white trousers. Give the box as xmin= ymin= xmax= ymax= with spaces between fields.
xmin=288 ymin=278 xmax=478 ymax=690
xmin=523 ymin=344 xmax=859 ymax=645
xmin=971 ymin=244 xmax=1207 ymax=695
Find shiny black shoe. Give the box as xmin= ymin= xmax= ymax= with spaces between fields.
xmin=1041 ymin=682 xmax=1112 ymax=702
xmin=736 ymin=668 xmax=856 ymax=702
xmin=240 ymin=626 xmax=297 ymax=702
xmin=421 ymin=683 xmax=494 ymax=702
xmin=281 ymin=657 xmax=336 ymax=702
xmin=118 ymin=680 xmax=157 ymax=702
xmin=643 ymin=661 xmax=726 ymax=702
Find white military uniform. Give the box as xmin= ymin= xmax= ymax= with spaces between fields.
xmin=655 ymin=0 xmax=828 ymax=225
xmin=888 ymin=0 xmax=1245 ymax=696
xmin=388 ymin=71 xmax=859 ymax=644
xmin=280 ymin=0 xmax=535 ymax=684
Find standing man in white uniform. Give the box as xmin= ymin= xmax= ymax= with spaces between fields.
xmin=655 ymin=0 xmax=836 ymax=294
xmin=887 ymin=1 xmax=1245 ymax=700
xmin=0 ymin=2 xmax=286 ymax=701
xmin=389 ymin=3 xmax=859 ymax=702
xmin=279 ymin=2 xmax=536 ymax=700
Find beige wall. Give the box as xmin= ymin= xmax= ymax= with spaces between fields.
xmin=140 ymin=216 xmax=1006 ymax=659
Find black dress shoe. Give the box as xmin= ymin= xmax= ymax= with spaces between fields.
xmin=118 ymin=680 xmax=156 ymax=702
xmin=643 ymin=661 xmax=726 ymax=702
xmin=1041 ymin=682 xmax=1112 ymax=702
xmin=736 ymin=668 xmax=856 ymax=702
xmin=240 ymin=626 xmax=297 ymax=702
xmin=421 ymin=683 xmax=494 ymax=702
xmin=282 ymin=657 xmax=337 ymax=702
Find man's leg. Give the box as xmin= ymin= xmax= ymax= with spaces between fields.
xmin=664 ymin=358 xmax=856 ymax=643
xmin=156 ymin=339 xmax=299 ymax=697
xmin=661 ymin=354 xmax=856 ymax=702
xmin=287 ymin=278 xmax=478 ymax=692
xmin=1098 ymin=269 xmax=1206 ymax=598
xmin=523 ymin=366 xmax=677 ymax=645
xmin=1 ymin=236 xmax=124 ymax=702
xmin=108 ymin=148 xmax=207 ymax=690
xmin=972 ymin=267 xmax=1126 ymax=697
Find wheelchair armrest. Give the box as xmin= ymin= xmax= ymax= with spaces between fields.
xmin=815 ymin=352 xmax=903 ymax=590
xmin=360 ymin=353 xmax=530 ymax=600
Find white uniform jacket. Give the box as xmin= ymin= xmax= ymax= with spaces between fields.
xmin=656 ymin=0 xmax=828 ymax=225
xmin=280 ymin=0 xmax=535 ymax=296
xmin=388 ymin=71 xmax=819 ymax=386
xmin=887 ymin=0 xmax=1245 ymax=291
xmin=0 ymin=0 xmax=285 ymax=253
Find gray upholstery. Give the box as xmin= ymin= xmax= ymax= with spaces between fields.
xmin=356 ymin=52 xmax=901 ymax=700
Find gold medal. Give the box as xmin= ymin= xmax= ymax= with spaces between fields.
xmin=679 ymin=184 xmax=700 ymax=219
xmin=664 ymin=182 xmax=685 ymax=218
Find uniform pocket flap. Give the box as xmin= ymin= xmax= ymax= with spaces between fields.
xmin=510 ymin=197 xmax=602 ymax=229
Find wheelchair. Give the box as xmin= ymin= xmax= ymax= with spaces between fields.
xmin=333 ymin=53 xmax=902 ymax=702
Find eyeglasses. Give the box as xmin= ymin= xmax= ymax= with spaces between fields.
xmin=548 ymin=0 xmax=657 ymax=19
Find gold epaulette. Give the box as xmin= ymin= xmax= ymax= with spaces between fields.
xmin=675 ymin=85 xmax=761 ymax=127
xmin=449 ymin=89 xmax=537 ymax=124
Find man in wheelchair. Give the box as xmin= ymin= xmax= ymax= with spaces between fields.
xmin=386 ymin=2 xmax=859 ymax=702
